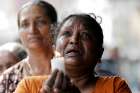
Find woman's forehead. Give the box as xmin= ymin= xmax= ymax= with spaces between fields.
xmin=20 ymin=4 xmax=44 ymax=15
xmin=19 ymin=5 xmax=47 ymax=22
xmin=61 ymin=17 xmax=85 ymax=29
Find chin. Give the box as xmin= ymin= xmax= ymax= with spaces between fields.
xmin=64 ymin=57 xmax=82 ymax=66
xmin=65 ymin=64 xmax=88 ymax=78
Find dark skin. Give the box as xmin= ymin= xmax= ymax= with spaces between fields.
xmin=40 ymin=16 xmax=103 ymax=93
xmin=40 ymin=70 xmax=75 ymax=93
xmin=19 ymin=4 xmax=53 ymax=75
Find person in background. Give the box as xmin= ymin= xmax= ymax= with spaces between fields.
xmin=0 ymin=50 xmax=19 ymax=74
xmin=14 ymin=13 xmax=132 ymax=93
xmin=0 ymin=42 xmax=27 ymax=61
xmin=0 ymin=42 xmax=26 ymax=74
xmin=0 ymin=0 xmax=57 ymax=93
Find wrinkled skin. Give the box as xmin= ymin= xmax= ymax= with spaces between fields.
xmin=40 ymin=16 xmax=103 ymax=93
xmin=56 ymin=17 xmax=99 ymax=78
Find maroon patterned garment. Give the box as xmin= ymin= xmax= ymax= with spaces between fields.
xmin=0 ymin=58 xmax=31 ymax=93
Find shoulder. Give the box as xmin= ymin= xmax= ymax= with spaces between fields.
xmin=0 ymin=60 xmax=24 ymax=76
xmin=0 ymin=59 xmax=26 ymax=92
xmin=98 ymin=76 xmax=124 ymax=82
xmin=2 ymin=58 xmax=26 ymax=73
xmin=0 ymin=59 xmax=26 ymax=84
xmin=97 ymin=76 xmax=127 ymax=86
xmin=96 ymin=76 xmax=132 ymax=93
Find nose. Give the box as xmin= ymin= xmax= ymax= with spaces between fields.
xmin=29 ymin=23 xmax=38 ymax=34
xmin=69 ymin=32 xmax=79 ymax=44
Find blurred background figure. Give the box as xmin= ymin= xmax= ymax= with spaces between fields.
xmin=0 ymin=42 xmax=27 ymax=61
xmin=95 ymin=46 xmax=120 ymax=76
xmin=0 ymin=42 xmax=26 ymax=74
xmin=0 ymin=0 xmax=57 ymax=93
xmin=0 ymin=50 xmax=18 ymax=74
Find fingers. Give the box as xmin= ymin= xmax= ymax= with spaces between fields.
xmin=46 ymin=69 xmax=58 ymax=87
xmin=53 ymin=71 xmax=63 ymax=89
xmin=41 ymin=69 xmax=70 ymax=93
xmin=61 ymin=75 xmax=70 ymax=90
xmin=40 ymin=85 xmax=52 ymax=93
xmin=41 ymin=69 xmax=58 ymax=93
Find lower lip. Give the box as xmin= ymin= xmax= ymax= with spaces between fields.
xmin=65 ymin=52 xmax=81 ymax=57
xmin=29 ymin=38 xmax=41 ymax=42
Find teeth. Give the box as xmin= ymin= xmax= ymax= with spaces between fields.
xmin=68 ymin=50 xmax=78 ymax=53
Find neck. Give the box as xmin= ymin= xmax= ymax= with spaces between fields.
xmin=27 ymin=50 xmax=52 ymax=75
xmin=70 ymin=72 xmax=97 ymax=93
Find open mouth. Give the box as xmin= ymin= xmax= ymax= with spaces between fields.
xmin=65 ymin=48 xmax=81 ymax=57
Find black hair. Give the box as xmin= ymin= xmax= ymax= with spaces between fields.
xmin=17 ymin=0 xmax=57 ymax=27
xmin=55 ymin=13 xmax=103 ymax=49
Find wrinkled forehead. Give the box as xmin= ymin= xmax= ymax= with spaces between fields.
xmin=60 ymin=17 xmax=86 ymax=30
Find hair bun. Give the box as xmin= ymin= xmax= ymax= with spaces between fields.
xmin=88 ymin=13 xmax=102 ymax=24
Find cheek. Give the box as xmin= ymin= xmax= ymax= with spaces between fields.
xmin=40 ymin=28 xmax=49 ymax=36
xmin=84 ymin=42 xmax=93 ymax=51
xmin=19 ymin=32 xmax=28 ymax=46
xmin=40 ymin=29 xmax=51 ymax=41
xmin=84 ymin=42 xmax=96 ymax=56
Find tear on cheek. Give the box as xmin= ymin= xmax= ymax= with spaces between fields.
xmin=56 ymin=37 xmax=65 ymax=51
xmin=57 ymin=37 xmax=64 ymax=45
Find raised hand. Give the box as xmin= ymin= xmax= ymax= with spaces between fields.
xmin=40 ymin=69 xmax=75 ymax=93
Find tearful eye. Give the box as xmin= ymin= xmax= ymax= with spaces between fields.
xmin=62 ymin=31 xmax=71 ymax=37
xmin=81 ymin=32 xmax=91 ymax=40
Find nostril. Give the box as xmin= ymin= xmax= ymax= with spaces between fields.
xmin=69 ymin=39 xmax=78 ymax=44
xmin=69 ymin=33 xmax=79 ymax=44
xmin=29 ymin=26 xmax=38 ymax=34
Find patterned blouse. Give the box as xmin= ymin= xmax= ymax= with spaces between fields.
xmin=0 ymin=58 xmax=32 ymax=93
